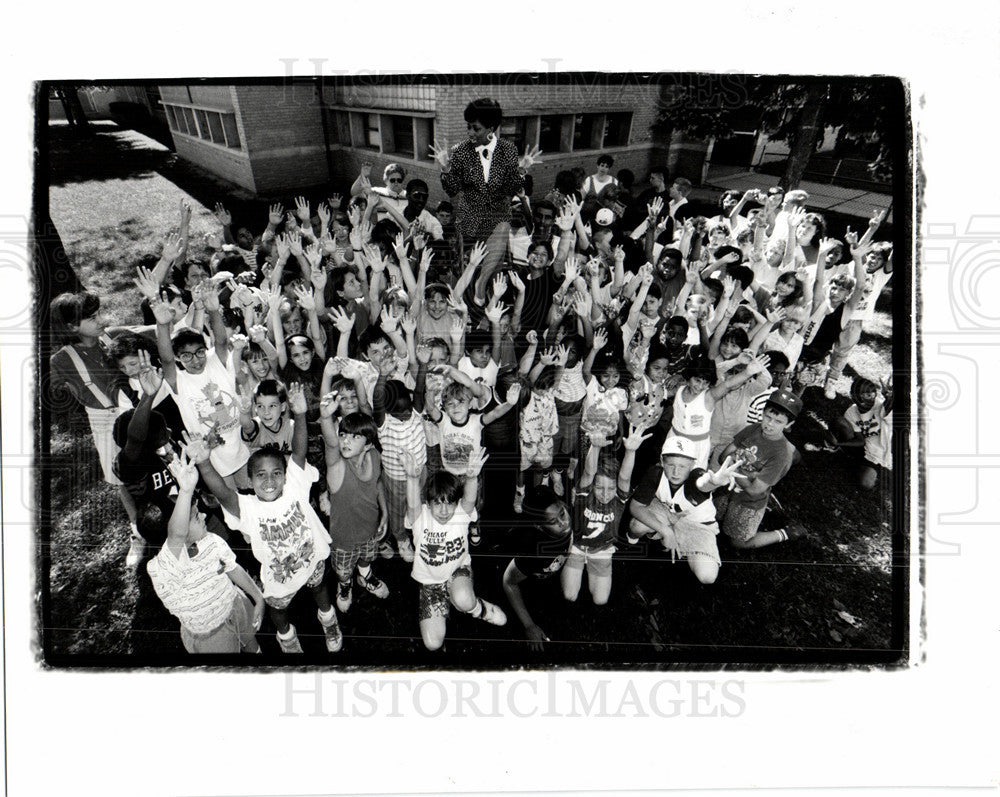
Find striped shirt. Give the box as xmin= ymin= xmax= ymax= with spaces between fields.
xmin=379 ymin=412 xmax=427 ymax=482
xmin=146 ymin=533 xmax=239 ymax=634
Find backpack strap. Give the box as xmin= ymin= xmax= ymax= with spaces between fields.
xmin=63 ymin=346 xmax=115 ymax=409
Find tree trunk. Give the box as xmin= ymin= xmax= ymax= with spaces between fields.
xmin=782 ymin=84 xmax=826 ymax=190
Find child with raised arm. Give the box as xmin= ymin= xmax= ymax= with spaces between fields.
xmin=151 ymin=282 xmax=250 ymax=490
xmin=186 ymin=383 xmax=342 ymax=654
xmin=147 ymin=452 xmax=265 ymax=654
xmin=319 ymin=396 xmax=391 ymax=612
xmin=562 ymin=425 xmax=650 ymax=606
xmin=401 ymin=449 xmax=507 ymax=652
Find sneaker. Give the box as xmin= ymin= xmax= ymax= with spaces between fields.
xmin=469 ymin=522 xmax=481 ymax=546
xmin=125 ymin=535 xmax=145 ymax=568
xmin=378 ymin=540 xmax=395 ymax=560
xmin=276 ymin=625 xmax=304 ymax=654
xmin=336 ymin=580 xmax=353 ymax=613
xmin=356 ymin=569 xmax=390 ymax=599
xmin=477 ymin=599 xmax=507 ymax=626
xmin=397 ymin=537 xmax=415 ymax=564
xmin=824 ymin=383 xmax=837 ymax=400
xmin=318 ymin=610 xmax=343 ymax=653
xmin=513 ymin=488 xmax=524 ymax=514
xmin=785 ymin=523 xmax=809 ymax=541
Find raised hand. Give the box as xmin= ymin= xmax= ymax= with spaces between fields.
xmin=518 ymin=144 xmax=543 ymax=171
xmin=328 ymin=306 xmax=355 ymax=334
xmin=393 ymin=232 xmax=408 ymax=262
xmin=491 ymin=273 xmax=509 ymax=299
xmin=268 ymin=203 xmax=285 ymax=226
xmin=622 ymin=424 xmax=652 ymax=451
xmin=287 ymin=382 xmax=308 ymax=415
xmin=328 ymin=193 xmax=343 ymax=211
xmin=248 ymin=323 xmax=268 ymax=344
xmin=379 ymin=304 xmax=400 ymax=333
xmin=765 ymin=306 xmax=787 ymax=324
xmin=201 ymin=281 xmax=221 ymax=314
xmin=563 ymin=256 xmax=580 ymax=284
xmin=294 ymin=196 xmax=311 ymax=224
xmin=161 ymin=231 xmax=183 ymax=263
xmin=181 ymin=431 xmax=211 ymax=464
xmin=136 ymin=350 xmax=163 ymax=396
xmin=468 ymin=240 xmax=488 ymax=268
xmin=429 ymin=138 xmax=452 ymax=170
xmin=400 ymin=311 xmax=418 ymax=337
xmin=647 ymin=196 xmax=664 ymax=221
xmin=505 ymin=382 xmax=522 ymax=405
xmin=539 ymin=346 xmax=558 ymax=366
xmin=869 ymin=207 xmax=887 ymax=232
xmin=683 ymin=260 xmax=700 ymax=284
xmin=364 ymin=244 xmax=386 ymax=273
xmin=592 ymin=327 xmax=608 ymax=351
xmin=134 ymin=265 xmax=160 ymax=300
xmin=722 ymin=275 xmax=737 ymax=299
xmin=293 ymin=284 xmax=316 ymax=313
xmin=748 ymin=353 xmax=771 ymax=374
xmin=274 ymin=233 xmax=291 ymax=262
xmin=302 ymin=241 xmax=322 ymax=269
xmin=287 ymin=229 xmax=303 ymax=257
xmin=446 ymin=290 xmax=468 ymax=317
xmin=712 ymin=454 xmax=745 ymax=485
xmin=555 ymin=205 xmax=575 ymax=232
xmin=284 ymin=211 xmax=299 ymax=232
xmin=419 ymin=247 xmax=434 ymax=274
xmin=213 ymin=203 xmax=232 ymax=227
xmin=412 ymin=230 xmax=428 ymax=252
xmin=316 ymin=203 xmax=331 ymax=232
xmin=466 ymin=449 xmax=489 ymax=478
xmin=319 ymin=390 xmax=341 ymax=419
xmin=167 ymin=450 xmax=199 ymax=493
xmin=525 ymin=329 xmax=538 ymax=346
xmin=150 ymin=294 xmax=176 ymax=325
xmin=484 ymin=296 xmax=504 ymax=325
xmin=818 ymin=236 xmax=839 ymax=255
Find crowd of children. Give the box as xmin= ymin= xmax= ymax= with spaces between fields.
xmin=48 ymin=131 xmax=895 ymax=656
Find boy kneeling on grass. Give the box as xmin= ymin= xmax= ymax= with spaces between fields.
xmin=146 ymin=451 xmax=265 ymax=654
xmin=400 ymin=448 xmax=507 ymax=652
xmin=184 ymin=383 xmax=343 ymax=655
xmin=628 ymin=435 xmax=745 ymax=585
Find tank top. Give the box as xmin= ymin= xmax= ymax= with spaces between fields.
xmin=672 ymin=387 xmax=711 ymax=439
xmin=328 ymin=451 xmax=381 ymax=548
xmin=811 ymin=301 xmax=846 ymax=354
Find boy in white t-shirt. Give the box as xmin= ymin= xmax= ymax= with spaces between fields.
xmin=186 ymin=383 xmax=342 ymax=655
xmin=833 ymin=376 xmax=893 ymax=489
xmin=401 ymin=449 xmax=507 ymax=651
xmin=152 ymin=283 xmax=250 ymax=489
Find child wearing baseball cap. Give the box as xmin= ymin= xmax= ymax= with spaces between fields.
xmin=714 ymin=387 xmax=805 ymax=549
xmin=627 ymin=434 xmax=744 ymax=585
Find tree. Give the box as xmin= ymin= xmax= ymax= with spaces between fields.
xmin=654 ymin=76 xmax=899 ymax=189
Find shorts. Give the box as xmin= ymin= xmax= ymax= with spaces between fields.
xmin=417 ymin=565 xmax=473 ymax=622
xmin=635 ymin=500 xmax=721 ymax=566
xmin=331 ymin=538 xmax=380 ymax=581
xmin=564 ymin=544 xmax=615 ymax=577
xmin=85 ymin=405 xmax=126 ymax=485
xmin=554 ymin=398 xmax=584 ymax=458
xmin=265 ymin=560 xmax=326 ymax=610
xmin=520 ymin=436 xmax=554 ymax=469
xmin=714 ymin=491 xmax=766 ymax=544
xmin=180 ymin=591 xmax=259 ymax=654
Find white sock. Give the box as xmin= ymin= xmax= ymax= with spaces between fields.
xmin=317 ymin=607 xmax=337 ymax=625
xmin=277 ymin=625 xmax=297 ymax=640
xmin=357 ymin=564 xmax=372 ymax=579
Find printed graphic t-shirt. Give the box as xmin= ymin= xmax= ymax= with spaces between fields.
xmin=410 ymin=504 xmax=476 ymax=585
xmin=222 ymin=459 xmax=332 ymax=600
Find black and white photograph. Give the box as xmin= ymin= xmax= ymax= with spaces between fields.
xmin=6 ymin=3 xmax=1000 ymax=795
xmin=36 ymin=72 xmax=909 ymax=668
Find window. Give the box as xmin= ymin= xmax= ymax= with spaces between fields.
xmin=499 ymin=117 xmax=528 ymax=153
xmin=163 ymin=102 xmax=243 ymax=149
xmin=386 ymin=115 xmax=415 ymax=158
xmin=603 ymin=112 xmax=632 ymax=147
xmin=574 ymin=113 xmax=597 ymax=151
xmin=325 ymin=109 xmax=434 ymax=161
xmin=539 ymin=115 xmax=566 ymax=153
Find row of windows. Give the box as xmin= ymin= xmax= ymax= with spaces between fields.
xmin=325 ymin=109 xmax=633 ymax=161
xmin=164 ymin=103 xmax=242 ymax=150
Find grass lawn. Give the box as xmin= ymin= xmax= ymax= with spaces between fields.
xmin=42 ymin=121 xmax=904 ymax=664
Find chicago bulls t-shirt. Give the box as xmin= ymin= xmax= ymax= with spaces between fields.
xmin=410 ymin=504 xmax=476 ymax=585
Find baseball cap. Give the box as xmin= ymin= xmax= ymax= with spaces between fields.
xmin=764 ymin=388 xmax=803 ymax=419
xmin=595 ymin=208 xmax=615 ymax=227
xmin=661 ymin=435 xmax=696 ymax=459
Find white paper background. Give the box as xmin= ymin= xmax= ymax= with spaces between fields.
xmin=2 ymin=2 xmax=998 ymax=794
